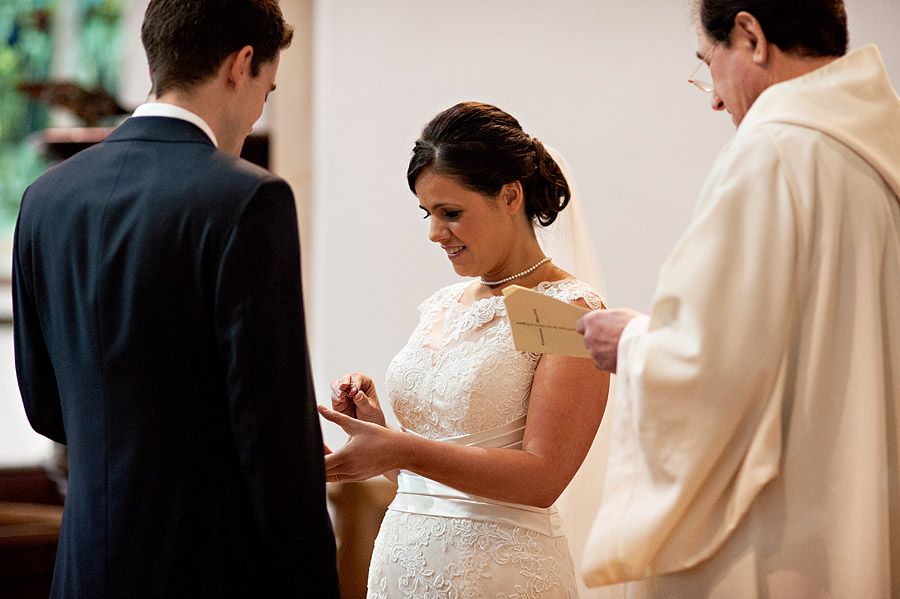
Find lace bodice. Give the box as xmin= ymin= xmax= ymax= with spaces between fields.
xmin=385 ymin=279 xmax=604 ymax=440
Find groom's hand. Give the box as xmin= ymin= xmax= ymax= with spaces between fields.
xmin=330 ymin=373 xmax=387 ymax=427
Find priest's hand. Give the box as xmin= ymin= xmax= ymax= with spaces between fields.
xmin=577 ymin=308 xmax=643 ymax=373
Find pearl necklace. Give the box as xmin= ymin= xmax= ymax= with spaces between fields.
xmin=480 ymin=257 xmax=552 ymax=286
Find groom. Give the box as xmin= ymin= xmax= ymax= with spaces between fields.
xmin=12 ymin=1 xmax=339 ymax=597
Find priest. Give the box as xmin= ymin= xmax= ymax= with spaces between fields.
xmin=577 ymin=1 xmax=900 ymax=597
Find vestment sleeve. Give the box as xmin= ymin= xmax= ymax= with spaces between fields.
xmin=582 ymin=129 xmax=804 ymax=584
xmin=13 ymin=189 xmax=66 ymax=444
xmin=214 ymin=179 xmax=339 ymax=597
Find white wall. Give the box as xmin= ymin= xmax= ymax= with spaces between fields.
xmin=308 ymin=0 xmax=900 ymax=442
xmin=0 ymin=329 xmax=53 ymax=466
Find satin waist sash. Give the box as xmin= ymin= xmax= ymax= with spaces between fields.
xmin=388 ymin=416 xmax=565 ymax=538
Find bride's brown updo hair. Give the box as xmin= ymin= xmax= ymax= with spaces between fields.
xmin=407 ymin=102 xmax=570 ymax=226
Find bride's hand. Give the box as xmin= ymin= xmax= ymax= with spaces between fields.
xmin=319 ymin=405 xmax=401 ymax=482
xmin=329 ymin=372 xmax=387 ymax=427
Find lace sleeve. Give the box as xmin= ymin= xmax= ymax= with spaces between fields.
xmin=536 ymin=279 xmax=605 ymax=310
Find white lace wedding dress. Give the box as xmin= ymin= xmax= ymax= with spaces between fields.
xmin=367 ymin=278 xmax=605 ymax=599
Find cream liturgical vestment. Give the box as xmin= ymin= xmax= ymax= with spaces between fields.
xmin=582 ymin=45 xmax=900 ymax=598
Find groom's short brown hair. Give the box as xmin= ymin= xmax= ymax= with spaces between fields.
xmin=141 ymin=0 xmax=293 ymax=96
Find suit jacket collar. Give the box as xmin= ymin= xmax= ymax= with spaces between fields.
xmin=104 ymin=116 xmax=217 ymax=148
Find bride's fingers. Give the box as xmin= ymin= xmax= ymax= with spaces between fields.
xmin=323 ymin=450 xmax=355 ymax=482
xmin=330 ymin=377 xmax=359 ymax=409
xmin=325 ymin=471 xmax=353 ymax=483
xmin=318 ymin=404 xmax=358 ymax=432
xmin=330 ymin=382 xmax=349 ymax=405
xmin=332 ymin=374 xmax=354 ymax=394
xmin=323 ymin=450 xmax=343 ymax=468
xmin=330 ymin=395 xmax=351 ymax=417
xmin=331 ymin=390 xmax=349 ymax=408
xmin=358 ymin=373 xmax=375 ymax=394
xmin=332 ymin=374 xmax=362 ymax=402
xmin=324 ymin=460 xmax=356 ymax=483
xmin=352 ymin=372 xmax=365 ymax=383
xmin=352 ymin=390 xmax=370 ymax=406
xmin=331 ymin=376 xmax=348 ymax=392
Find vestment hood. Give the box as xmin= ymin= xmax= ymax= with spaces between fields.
xmin=741 ymin=44 xmax=900 ymax=201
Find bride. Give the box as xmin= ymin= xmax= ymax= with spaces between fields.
xmin=319 ymin=101 xmax=610 ymax=598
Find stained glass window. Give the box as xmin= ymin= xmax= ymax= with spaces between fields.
xmin=0 ymin=1 xmax=55 ymax=223
xmin=0 ymin=0 xmax=123 ymax=225
xmin=77 ymin=0 xmax=124 ymax=93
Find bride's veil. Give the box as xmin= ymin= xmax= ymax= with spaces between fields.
xmin=536 ymin=146 xmax=605 ymax=295
xmin=536 ymin=147 xmax=624 ymax=599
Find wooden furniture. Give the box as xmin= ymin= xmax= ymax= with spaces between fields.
xmin=38 ymin=127 xmax=270 ymax=168
xmin=328 ymin=479 xmax=397 ymax=599
xmin=0 ymin=465 xmax=64 ymax=506
xmin=0 ymin=501 xmax=62 ymax=598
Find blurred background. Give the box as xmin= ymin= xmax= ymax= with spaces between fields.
xmin=0 ymin=1 xmax=897 ymax=596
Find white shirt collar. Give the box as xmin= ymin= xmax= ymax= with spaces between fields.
xmin=131 ymin=103 xmax=218 ymax=148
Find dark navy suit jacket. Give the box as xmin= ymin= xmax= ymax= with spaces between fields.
xmin=12 ymin=116 xmax=339 ymax=598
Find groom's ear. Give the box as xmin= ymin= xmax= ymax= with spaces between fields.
xmin=501 ymin=181 xmax=524 ymax=215
xmin=224 ymin=45 xmax=255 ymax=90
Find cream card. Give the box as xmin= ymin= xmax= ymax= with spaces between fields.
xmin=501 ymin=285 xmax=591 ymax=358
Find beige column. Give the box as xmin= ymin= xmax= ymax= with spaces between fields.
xmin=269 ymin=0 xmax=314 ymax=296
